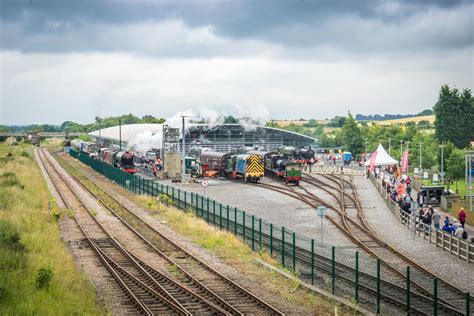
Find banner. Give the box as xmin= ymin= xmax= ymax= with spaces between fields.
xmin=401 ymin=150 xmax=409 ymax=173
xmin=369 ymin=151 xmax=378 ymax=173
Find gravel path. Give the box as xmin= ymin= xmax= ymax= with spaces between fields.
xmin=355 ymin=175 xmax=474 ymax=294
xmin=160 ymin=177 xmax=356 ymax=248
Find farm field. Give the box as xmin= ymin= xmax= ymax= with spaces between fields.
xmin=369 ymin=115 xmax=435 ymax=125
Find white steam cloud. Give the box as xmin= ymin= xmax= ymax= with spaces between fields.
xmin=127 ymin=105 xmax=270 ymax=153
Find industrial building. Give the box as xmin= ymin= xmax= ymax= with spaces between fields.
xmin=89 ymin=123 xmax=317 ymax=153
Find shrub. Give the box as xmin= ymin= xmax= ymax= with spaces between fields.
xmin=21 ymin=151 xmax=30 ymax=158
xmin=0 ymin=171 xmax=25 ymax=189
xmin=35 ymin=267 xmax=53 ymax=290
xmin=0 ymin=286 xmax=6 ymax=302
xmin=0 ymin=220 xmax=25 ymax=252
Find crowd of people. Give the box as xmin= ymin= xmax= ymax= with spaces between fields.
xmin=138 ymin=156 xmax=162 ymax=177
xmin=377 ymin=166 xmax=473 ymax=243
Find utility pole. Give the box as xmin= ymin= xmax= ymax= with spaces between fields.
xmin=439 ymin=144 xmax=446 ymax=185
xmin=98 ymin=118 xmax=101 ymax=146
xmin=181 ymin=114 xmax=198 ymax=183
xmin=399 ymin=140 xmax=403 ymax=157
xmin=419 ymin=142 xmax=422 ymax=172
xmin=406 ymin=141 xmax=410 ymax=173
xmin=119 ymin=119 xmax=122 ymax=151
xmin=388 ymin=138 xmax=391 ymax=155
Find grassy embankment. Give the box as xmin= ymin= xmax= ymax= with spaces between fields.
xmin=0 ymin=140 xmax=102 ymax=314
xmin=134 ymin=194 xmax=358 ymax=315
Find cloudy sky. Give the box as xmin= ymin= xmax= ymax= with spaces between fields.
xmin=1 ymin=0 xmax=473 ymax=125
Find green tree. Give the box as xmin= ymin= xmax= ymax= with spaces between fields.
xmin=446 ymin=148 xmax=465 ymax=181
xmin=223 ymin=116 xmax=239 ymax=124
xmin=303 ymin=119 xmax=318 ymax=127
xmin=341 ymin=113 xmax=364 ymax=154
xmin=434 ymin=85 xmax=474 ymax=148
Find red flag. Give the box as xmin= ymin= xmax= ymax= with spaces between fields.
xmin=369 ymin=151 xmax=378 ymax=173
xmin=401 ymin=150 xmax=409 ymax=173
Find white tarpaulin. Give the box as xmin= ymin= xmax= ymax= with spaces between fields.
xmin=365 ymin=144 xmax=398 ymax=166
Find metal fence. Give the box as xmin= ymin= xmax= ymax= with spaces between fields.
xmin=69 ymin=149 xmax=471 ymax=314
xmin=369 ymin=173 xmax=474 ymax=263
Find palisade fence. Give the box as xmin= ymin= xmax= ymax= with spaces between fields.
xmin=69 ymin=149 xmax=471 ymax=315
xmin=369 ymin=173 xmax=474 ymax=263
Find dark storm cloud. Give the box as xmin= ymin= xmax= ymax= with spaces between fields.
xmin=0 ymin=0 xmax=472 ymax=55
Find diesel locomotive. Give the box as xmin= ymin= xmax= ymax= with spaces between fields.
xmin=199 ymin=150 xmax=264 ymax=182
xmin=247 ymin=150 xmax=302 ymax=185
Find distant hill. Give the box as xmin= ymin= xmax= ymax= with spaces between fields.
xmin=355 ymin=109 xmax=433 ymax=121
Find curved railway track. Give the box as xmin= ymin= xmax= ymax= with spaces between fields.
xmin=254 ymin=179 xmax=468 ymax=315
xmin=301 ymin=172 xmax=472 ymax=314
xmin=52 ymin=151 xmax=283 ymax=316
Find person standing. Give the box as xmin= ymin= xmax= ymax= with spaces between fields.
xmin=458 ymin=207 xmax=467 ymax=228
xmin=432 ymin=210 xmax=441 ymax=230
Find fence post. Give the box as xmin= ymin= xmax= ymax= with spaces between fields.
xmin=282 ymin=227 xmax=285 ymax=267
xmin=259 ymin=218 xmax=262 ymax=250
xmin=242 ymin=211 xmax=246 ymax=240
xmin=195 ymin=193 xmax=199 ymax=216
xmin=465 ymin=292 xmax=470 ymax=316
xmin=355 ymin=251 xmax=359 ymax=303
xmin=212 ymin=200 xmax=216 ymax=226
xmin=292 ymin=232 xmax=296 ymax=272
xmin=331 ymin=246 xmax=335 ymax=295
xmin=226 ymin=205 xmax=230 ymax=232
xmin=270 ymin=223 xmax=273 ymax=256
xmin=191 ymin=192 xmax=194 ymax=205
xmin=251 ymin=215 xmax=255 ymax=251
xmin=234 ymin=208 xmax=237 ymax=236
xmin=201 ymin=196 xmax=204 ymax=218
xmin=406 ymin=267 xmax=411 ymax=314
xmin=184 ymin=191 xmax=187 ymax=211
xmin=207 ymin=198 xmax=210 ymax=222
xmin=433 ymin=278 xmax=438 ymax=316
xmin=219 ymin=204 xmax=222 ymax=229
xmin=311 ymin=239 xmax=315 ymax=285
xmin=376 ymin=259 xmax=381 ymax=314
xmin=166 ymin=184 xmax=169 ymax=195
xmin=178 ymin=189 xmax=181 ymax=209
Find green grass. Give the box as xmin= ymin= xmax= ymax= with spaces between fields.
xmin=134 ymin=195 xmax=357 ymax=315
xmin=0 ymin=139 xmax=102 ymax=315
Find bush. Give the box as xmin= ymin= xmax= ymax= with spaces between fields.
xmin=35 ymin=267 xmax=53 ymax=290
xmin=21 ymin=151 xmax=30 ymax=158
xmin=0 ymin=220 xmax=25 ymax=252
xmin=0 ymin=172 xmax=24 ymax=189
xmin=0 ymin=286 xmax=6 ymax=302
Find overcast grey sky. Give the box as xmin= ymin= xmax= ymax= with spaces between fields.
xmin=1 ymin=0 xmax=473 ymax=125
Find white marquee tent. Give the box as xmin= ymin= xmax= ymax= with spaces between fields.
xmin=365 ymin=144 xmax=399 ymax=166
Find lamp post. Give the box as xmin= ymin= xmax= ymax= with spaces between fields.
xmin=439 ymin=144 xmax=446 ymax=185
xmin=419 ymin=141 xmax=422 ymax=172
xmin=399 ymin=140 xmax=403 ymax=156
xmin=181 ymin=114 xmax=198 ymax=183
xmin=119 ymin=118 xmax=122 ymax=151
xmin=388 ymin=137 xmax=391 ymax=155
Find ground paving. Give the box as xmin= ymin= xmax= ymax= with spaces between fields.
xmin=355 ymin=175 xmax=474 ymax=294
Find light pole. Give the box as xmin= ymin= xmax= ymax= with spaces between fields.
xmin=388 ymin=137 xmax=391 ymax=155
xmin=181 ymin=114 xmax=198 ymax=183
xmin=439 ymin=144 xmax=446 ymax=185
xmin=419 ymin=141 xmax=422 ymax=172
xmin=399 ymin=140 xmax=403 ymax=156
xmin=119 ymin=118 xmax=122 ymax=151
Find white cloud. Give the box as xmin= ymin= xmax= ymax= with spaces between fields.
xmin=1 ymin=46 xmax=471 ymax=125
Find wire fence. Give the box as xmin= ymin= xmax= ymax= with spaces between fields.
xmin=69 ymin=149 xmax=471 ymax=315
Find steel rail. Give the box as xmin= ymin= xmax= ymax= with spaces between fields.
xmin=55 ymin=152 xmax=283 ymax=316
xmin=255 ymin=181 xmax=464 ymax=315
xmin=39 ymin=149 xmax=226 ymax=315
xmin=36 ymin=148 xmax=185 ymax=315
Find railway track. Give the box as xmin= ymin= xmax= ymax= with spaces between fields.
xmin=36 ymin=148 xmax=207 ymax=315
xmin=53 ymin=151 xmax=283 ymax=315
xmin=254 ymin=180 xmax=469 ymax=315
xmin=301 ymin=173 xmax=472 ymax=315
